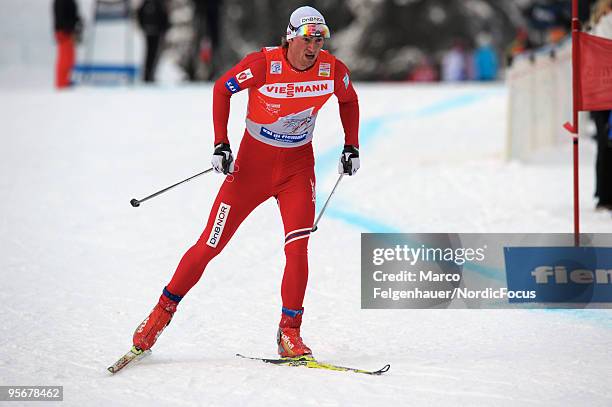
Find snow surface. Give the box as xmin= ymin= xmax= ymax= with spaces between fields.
xmin=1 ymin=2 xmax=612 ymax=403
xmin=1 ymin=81 xmax=611 ymax=406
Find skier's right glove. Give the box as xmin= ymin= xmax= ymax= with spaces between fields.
xmin=211 ymin=143 xmax=235 ymax=174
xmin=338 ymin=145 xmax=360 ymax=176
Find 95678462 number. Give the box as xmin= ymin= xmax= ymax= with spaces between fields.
xmin=0 ymin=386 xmax=63 ymax=401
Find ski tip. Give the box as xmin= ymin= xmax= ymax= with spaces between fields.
xmin=106 ymin=346 xmax=151 ymax=375
xmin=375 ymin=364 xmax=391 ymax=374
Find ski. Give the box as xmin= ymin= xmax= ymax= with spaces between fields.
xmin=236 ymin=353 xmax=390 ymax=375
xmin=107 ymin=346 xmax=151 ymax=374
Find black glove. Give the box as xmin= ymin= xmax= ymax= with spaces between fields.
xmin=211 ymin=143 xmax=235 ymax=174
xmin=338 ymin=145 xmax=360 ymax=176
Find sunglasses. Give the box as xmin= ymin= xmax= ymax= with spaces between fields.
xmin=293 ymin=23 xmax=331 ymax=39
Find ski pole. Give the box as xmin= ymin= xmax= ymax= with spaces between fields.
xmin=311 ymin=174 xmax=344 ymax=232
xmin=130 ymin=167 xmax=214 ymax=207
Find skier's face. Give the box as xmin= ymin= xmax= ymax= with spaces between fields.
xmin=287 ymin=36 xmax=324 ymax=70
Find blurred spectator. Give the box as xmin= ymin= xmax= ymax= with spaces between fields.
xmin=547 ymin=26 xmax=568 ymax=44
xmin=53 ymin=0 xmax=82 ymax=89
xmin=441 ymin=40 xmax=469 ymax=81
xmin=187 ymin=0 xmax=222 ymax=81
xmin=506 ymin=27 xmax=534 ymax=65
xmin=580 ymin=0 xmax=599 ymax=23
xmin=137 ymin=0 xmax=170 ymax=83
xmin=407 ymin=56 xmax=438 ymax=82
xmin=590 ymin=0 xmax=612 ymax=210
xmin=525 ymin=0 xmax=571 ymax=42
xmin=592 ymin=0 xmax=612 ymax=37
xmin=473 ymin=33 xmax=498 ymax=81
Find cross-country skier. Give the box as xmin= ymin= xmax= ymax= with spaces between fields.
xmin=132 ymin=5 xmax=360 ymax=358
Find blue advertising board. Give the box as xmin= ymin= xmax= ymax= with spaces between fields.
xmin=504 ymin=247 xmax=612 ymax=303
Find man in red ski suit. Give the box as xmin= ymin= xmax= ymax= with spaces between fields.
xmin=53 ymin=0 xmax=81 ymax=88
xmin=133 ymin=6 xmax=360 ymax=358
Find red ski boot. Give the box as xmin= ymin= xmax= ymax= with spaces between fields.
xmin=133 ymin=287 xmax=182 ymax=351
xmin=277 ymin=307 xmax=312 ymax=357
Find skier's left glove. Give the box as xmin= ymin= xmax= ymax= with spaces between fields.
xmin=338 ymin=145 xmax=360 ymax=176
xmin=211 ymin=143 xmax=235 ymax=174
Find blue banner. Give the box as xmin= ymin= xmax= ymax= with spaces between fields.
xmin=504 ymin=247 xmax=612 ymax=303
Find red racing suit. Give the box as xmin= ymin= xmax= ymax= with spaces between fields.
xmin=167 ymin=46 xmax=359 ymax=310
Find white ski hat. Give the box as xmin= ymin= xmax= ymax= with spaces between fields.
xmin=286 ymin=6 xmax=330 ymax=40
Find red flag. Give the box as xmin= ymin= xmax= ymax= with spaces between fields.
xmin=577 ymin=32 xmax=612 ymax=111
